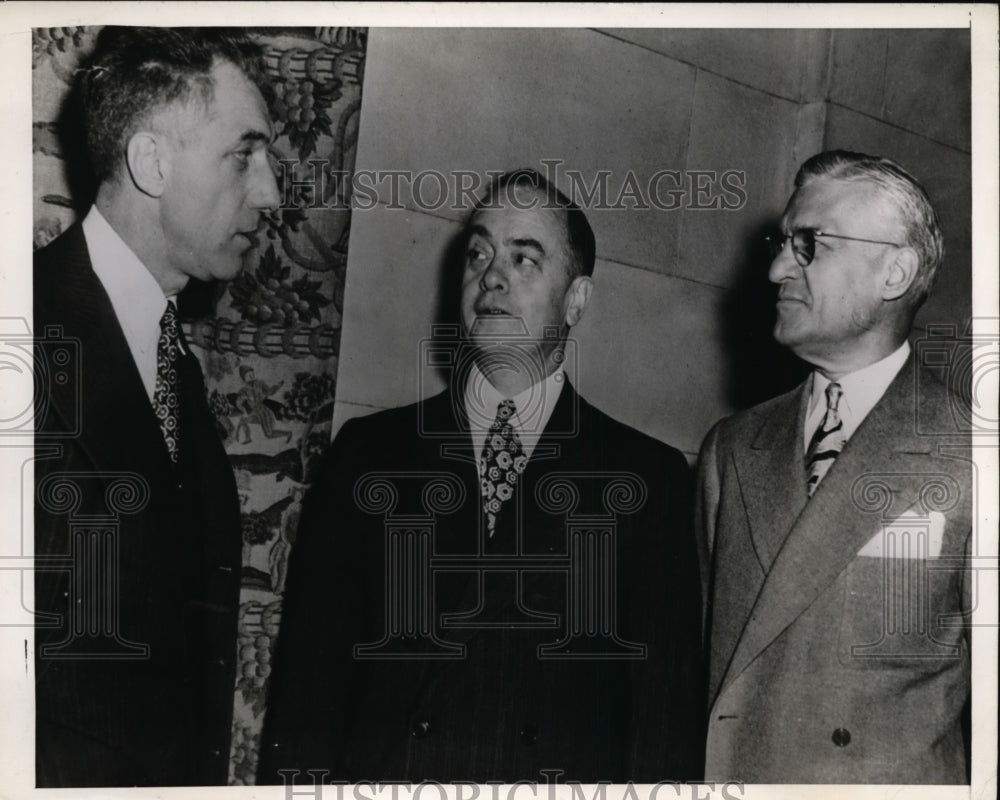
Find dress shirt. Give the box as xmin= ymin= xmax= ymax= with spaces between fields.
xmin=82 ymin=205 xmax=178 ymax=401
xmin=803 ymin=341 xmax=911 ymax=453
xmin=464 ymin=359 xmax=566 ymax=463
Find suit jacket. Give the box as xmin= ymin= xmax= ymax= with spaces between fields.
xmin=33 ymin=224 xmax=242 ymax=786
xmin=259 ymin=382 xmax=704 ymax=783
xmin=697 ymin=356 xmax=972 ymax=783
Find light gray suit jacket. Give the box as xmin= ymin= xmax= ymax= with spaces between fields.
xmin=698 ymin=355 xmax=972 ymax=783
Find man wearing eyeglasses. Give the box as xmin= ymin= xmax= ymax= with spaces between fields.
xmin=698 ymin=150 xmax=972 ymax=783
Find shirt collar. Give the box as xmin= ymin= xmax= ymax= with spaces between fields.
xmin=463 ymin=359 xmax=567 ymax=460
xmin=82 ymin=205 xmax=174 ymax=400
xmin=809 ymin=340 xmax=911 ymax=425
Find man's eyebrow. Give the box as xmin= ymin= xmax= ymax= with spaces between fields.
xmin=465 ymin=226 xmax=546 ymax=255
xmin=232 ymin=128 xmax=277 ymax=148
xmin=236 ymin=129 xmax=272 ymax=146
xmin=509 ymin=237 xmax=545 ymax=254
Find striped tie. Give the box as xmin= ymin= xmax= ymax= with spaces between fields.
xmin=806 ymin=381 xmax=844 ymax=497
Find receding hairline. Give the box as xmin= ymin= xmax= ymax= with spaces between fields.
xmin=129 ymin=57 xmax=271 ymax=154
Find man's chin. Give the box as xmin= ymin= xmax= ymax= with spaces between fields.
xmin=465 ymin=315 xmax=531 ymax=338
xmin=208 ymin=258 xmax=249 ymax=283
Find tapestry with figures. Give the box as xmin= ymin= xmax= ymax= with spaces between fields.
xmin=31 ymin=25 xmax=367 ymax=784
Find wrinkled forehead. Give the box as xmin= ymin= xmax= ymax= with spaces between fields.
xmin=469 ymin=185 xmax=572 ymax=247
xmin=783 ymin=176 xmax=905 ymax=238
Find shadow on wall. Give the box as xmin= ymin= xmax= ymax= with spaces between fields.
xmin=53 ymin=53 xmax=97 ymax=215
xmin=721 ymin=221 xmax=809 ymax=410
xmin=422 ymin=228 xmax=472 ymax=385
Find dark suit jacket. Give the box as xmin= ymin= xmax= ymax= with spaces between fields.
xmin=33 ymin=224 xmax=242 ymax=786
xmin=259 ymin=382 xmax=703 ymax=783
xmin=697 ymin=356 xmax=972 ymax=783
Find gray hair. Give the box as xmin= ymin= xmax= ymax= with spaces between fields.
xmin=795 ymin=150 xmax=944 ymax=313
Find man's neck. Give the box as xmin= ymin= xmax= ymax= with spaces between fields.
xmin=96 ymin=184 xmax=189 ymax=297
xmin=807 ymin=336 xmax=908 ymax=382
xmin=473 ymin=350 xmax=563 ymax=398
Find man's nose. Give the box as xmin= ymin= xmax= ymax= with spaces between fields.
xmin=480 ymin=257 xmax=509 ymax=292
xmin=767 ymin=241 xmax=801 ymax=284
xmin=250 ymin=159 xmax=281 ymax=212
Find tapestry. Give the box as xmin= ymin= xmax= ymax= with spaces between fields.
xmin=31 ymin=25 xmax=367 ymax=784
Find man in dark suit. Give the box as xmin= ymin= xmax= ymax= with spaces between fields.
xmin=33 ymin=28 xmax=280 ymax=786
xmin=698 ymin=151 xmax=972 ymax=782
xmin=260 ymin=169 xmax=703 ymax=783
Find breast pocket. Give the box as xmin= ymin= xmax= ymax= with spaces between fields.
xmin=837 ymin=549 xmax=966 ymax=670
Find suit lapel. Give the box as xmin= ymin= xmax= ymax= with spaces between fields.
xmin=40 ymin=225 xmax=174 ymax=474
xmin=736 ymin=385 xmax=810 ymax=570
xmin=720 ymin=359 xmax=937 ymax=692
xmin=708 ymin=383 xmax=807 ymax=703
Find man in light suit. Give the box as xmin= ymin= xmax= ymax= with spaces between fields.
xmin=260 ymin=169 xmax=704 ymax=783
xmin=698 ymin=150 xmax=972 ymax=783
xmin=33 ymin=28 xmax=280 ymax=786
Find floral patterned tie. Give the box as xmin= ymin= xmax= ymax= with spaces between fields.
xmin=806 ymin=381 xmax=844 ymax=496
xmin=153 ymin=302 xmax=182 ymax=464
xmin=479 ymin=399 xmax=529 ymax=537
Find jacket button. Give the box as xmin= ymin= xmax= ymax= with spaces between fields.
xmin=519 ymin=723 xmax=538 ymax=745
xmin=411 ymin=720 xmax=431 ymax=739
xmin=832 ymin=728 xmax=851 ymax=747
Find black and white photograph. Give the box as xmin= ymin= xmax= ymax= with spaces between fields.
xmin=0 ymin=4 xmax=996 ymax=799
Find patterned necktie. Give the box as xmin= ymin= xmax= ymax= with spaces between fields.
xmin=806 ymin=381 xmax=845 ymax=496
xmin=153 ymin=302 xmax=182 ymax=464
xmin=479 ymin=399 xmax=529 ymax=537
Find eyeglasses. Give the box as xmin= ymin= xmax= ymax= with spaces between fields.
xmin=766 ymin=227 xmax=904 ymax=267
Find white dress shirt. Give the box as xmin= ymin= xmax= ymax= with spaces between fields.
xmin=803 ymin=341 xmax=911 ymax=453
xmin=82 ymin=205 xmax=177 ymax=401
xmin=463 ymin=359 xmax=566 ymax=463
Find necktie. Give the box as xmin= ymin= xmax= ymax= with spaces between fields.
xmin=479 ymin=399 xmax=528 ymax=537
xmin=153 ymin=302 xmax=182 ymax=464
xmin=806 ymin=381 xmax=844 ymax=496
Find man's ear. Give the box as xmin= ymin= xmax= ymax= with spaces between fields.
xmin=564 ymin=275 xmax=593 ymax=328
xmin=882 ymin=247 xmax=920 ymax=301
xmin=125 ymin=132 xmax=167 ymax=198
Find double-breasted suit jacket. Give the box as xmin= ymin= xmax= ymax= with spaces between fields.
xmin=33 ymin=224 xmax=242 ymax=786
xmin=260 ymin=382 xmax=704 ymax=783
xmin=698 ymin=357 xmax=972 ymax=783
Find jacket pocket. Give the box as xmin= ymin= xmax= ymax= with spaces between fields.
xmin=837 ymin=553 xmax=965 ymax=670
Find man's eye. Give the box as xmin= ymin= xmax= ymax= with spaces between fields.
xmin=233 ymin=150 xmax=253 ymax=169
xmin=467 ymin=247 xmax=490 ymax=264
xmin=514 ymin=253 xmax=538 ymax=267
